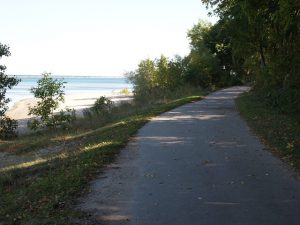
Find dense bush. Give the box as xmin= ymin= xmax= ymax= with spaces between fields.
xmin=0 ymin=116 xmax=18 ymax=139
xmin=126 ymin=55 xmax=186 ymax=102
xmin=185 ymin=22 xmax=222 ymax=87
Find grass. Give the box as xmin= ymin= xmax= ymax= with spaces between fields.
xmin=0 ymin=92 xmax=205 ymax=225
xmin=237 ymin=90 xmax=300 ymax=170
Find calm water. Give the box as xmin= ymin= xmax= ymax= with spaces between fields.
xmin=7 ymin=75 xmax=132 ymax=108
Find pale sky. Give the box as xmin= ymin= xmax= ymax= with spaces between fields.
xmin=1 ymin=0 xmax=217 ymax=76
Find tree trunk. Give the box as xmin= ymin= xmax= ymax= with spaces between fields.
xmin=259 ymin=41 xmax=267 ymax=68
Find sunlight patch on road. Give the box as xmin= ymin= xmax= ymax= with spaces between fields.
xmin=152 ymin=114 xmax=225 ymax=121
xmin=204 ymin=201 xmax=240 ymax=206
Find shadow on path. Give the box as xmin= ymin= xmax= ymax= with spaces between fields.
xmin=77 ymin=86 xmax=300 ymax=225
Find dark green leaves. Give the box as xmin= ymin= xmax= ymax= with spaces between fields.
xmin=0 ymin=43 xmax=20 ymax=139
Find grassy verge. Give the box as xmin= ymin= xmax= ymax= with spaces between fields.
xmin=237 ymin=90 xmax=300 ymax=170
xmin=0 ymin=93 xmax=205 ymax=225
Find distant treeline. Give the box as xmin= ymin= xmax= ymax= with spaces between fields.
xmin=128 ymin=0 xmax=300 ymax=113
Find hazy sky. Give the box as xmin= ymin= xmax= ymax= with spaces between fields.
xmin=1 ymin=0 xmax=217 ymax=76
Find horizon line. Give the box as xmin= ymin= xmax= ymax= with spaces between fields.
xmin=10 ymin=74 xmax=126 ymax=78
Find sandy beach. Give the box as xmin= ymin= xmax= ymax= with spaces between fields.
xmin=7 ymin=92 xmax=133 ymax=135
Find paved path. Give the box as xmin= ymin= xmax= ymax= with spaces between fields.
xmin=78 ymin=86 xmax=300 ymax=225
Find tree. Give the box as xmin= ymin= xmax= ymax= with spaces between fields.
xmin=126 ymin=58 xmax=157 ymax=101
xmin=167 ymin=55 xmax=185 ymax=90
xmin=201 ymin=0 xmax=300 ymax=112
xmin=126 ymin=55 xmax=186 ymax=102
xmin=185 ymin=21 xmax=220 ymax=87
xmin=0 ymin=43 xmax=20 ymax=139
xmin=28 ymin=73 xmax=75 ymax=130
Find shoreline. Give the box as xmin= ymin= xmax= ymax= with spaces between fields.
xmin=7 ymin=91 xmax=133 ymax=135
xmin=7 ymin=92 xmax=133 ymax=120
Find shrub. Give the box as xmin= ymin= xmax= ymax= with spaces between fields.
xmin=92 ymin=96 xmax=113 ymax=115
xmin=50 ymin=108 xmax=76 ymax=130
xmin=0 ymin=116 xmax=18 ymax=139
xmin=28 ymin=73 xmax=76 ymax=131
xmin=83 ymin=96 xmax=114 ymax=120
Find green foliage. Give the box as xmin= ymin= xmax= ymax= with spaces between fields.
xmin=27 ymin=118 xmax=40 ymax=131
xmin=201 ymin=0 xmax=300 ymax=112
xmin=125 ymin=58 xmax=157 ymax=101
xmin=91 ymin=96 xmax=113 ymax=116
xmin=185 ymin=21 xmax=220 ymax=87
xmin=0 ymin=116 xmax=18 ymax=139
xmin=127 ymin=21 xmax=236 ymax=101
xmin=29 ymin=72 xmax=65 ymax=117
xmin=126 ymin=55 xmax=185 ymax=102
xmin=0 ymin=43 xmax=20 ymax=139
xmin=186 ymin=19 xmax=248 ymax=87
xmin=83 ymin=96 xmax=114 ymax=121
xmin=28 ymin=73 xmax=76 ymax=130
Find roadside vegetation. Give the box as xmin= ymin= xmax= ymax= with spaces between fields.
xmin=1 ymin=0 xmax=299 ymax=224
xmin=1 ymin=41 xmax=209 ymax=223
xmin=200 ymin=0 xmax=299 ymax=169
xmin=0 ymin=92 xmax=205 ymax=224
xmin=237 ymin=91 xmax=300 ymax=170
xmin=0 ymin=22 xmax=221 ymax=222
xmin=201 ymin=0 xmax=300 ymax=114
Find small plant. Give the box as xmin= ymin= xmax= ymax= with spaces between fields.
xmin=27 ymin=118 xmax=40 ymax=131
xmin=84 ymin=96 xmax=114 ymax=120
xmin=0 ymin=43 xmax=20 ymax=139
xmin=119 ymin=88 xmax=130 ymax=95
xmin=28 ymin=73 xmax=76 ymax=130
xmin=53 ymin=108 xmax=76 ymax=130
xmin=92 ymin=96 xmax=113 ymax=115
xmin=0 ymin=116 xmax=18 ymax=139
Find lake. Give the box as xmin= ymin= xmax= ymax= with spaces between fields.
xmin=7 ymin=75 xmax=132 ymax=108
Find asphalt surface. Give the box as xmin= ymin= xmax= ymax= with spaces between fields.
xmin=78 ymin=86 xmax=300 ymax=225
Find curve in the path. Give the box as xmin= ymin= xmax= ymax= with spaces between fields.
xmin=78 ymin=86 xmax=300 ymax=225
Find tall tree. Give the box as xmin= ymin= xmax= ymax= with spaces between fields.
xmin=185 ymin=21 xmax=220 ymax=87
xmin=0 ymin=43 xmax=20 ymax=139
xmin=201 ymin=0 xmax=300 ymax=112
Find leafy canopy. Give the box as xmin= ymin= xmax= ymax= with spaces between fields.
xmin=0 ymin=43 xmax=20 ymax=139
